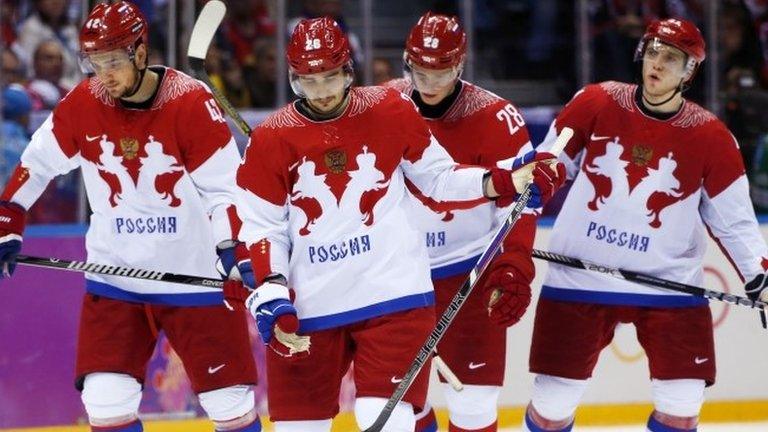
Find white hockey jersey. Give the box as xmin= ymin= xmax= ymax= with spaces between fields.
xmin=537 ymin=81 xmax=768 ymax=307
xmin=236 ymin=87 xmax=489 ymax=332
xmin=2 ymin=67 xmax=242 ymax=306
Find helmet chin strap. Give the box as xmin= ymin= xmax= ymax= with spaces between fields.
xmin=121 ymin=59 xmax=147 ymax=99
xmin=641 ymin=77 xmax=683 ymax=107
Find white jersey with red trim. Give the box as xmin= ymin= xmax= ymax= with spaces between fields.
xmin=385 ymin=78 xmax=537 ymax=280
xmin=537 ymin=81 xmax=768 ymax=307
xmin=236 ymin=86 xmax=489 ymax=332
xmin=1 ymin=67 xmax=241 ymax=306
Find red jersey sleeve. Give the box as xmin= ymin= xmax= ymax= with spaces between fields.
xmin=702 ymin=125 xmax=746 ymax=198
xmin=699 ymin=122 xmax=768 ymax=282
xmin=538 ymin=83 xmax=610 ymax=180
xmin=176 ymin=90 xmax=242 ymax=244
xmin=477 ymin=100 xmax=533 ymax=168
xmin=177 ymin=91 xmax=234 ymax=172
xmin=474 ymin=100 xmax=537 ymax=286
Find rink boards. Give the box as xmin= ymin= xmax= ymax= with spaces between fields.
xmin=1 ymin=220 xmax=767 ymax=430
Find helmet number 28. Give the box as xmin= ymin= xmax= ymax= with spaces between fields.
xmin=423 ymin=36 xmax=440 ymax=49
xmin=305 ymin=38 xmax=322 ymax=51
xmin=495 ymin=104 xmax=525 ymax=136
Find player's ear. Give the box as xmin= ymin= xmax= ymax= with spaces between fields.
xmin=135 ymin=43 xmax=148 ymax=69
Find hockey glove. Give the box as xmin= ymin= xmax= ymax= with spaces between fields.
xmin=484 ymin=265 xmax=532 ymax=327
xmin=0 ymin=201 xmax=26 ymax=278
xmin=216 ymin=240 xmax=255 ymax=289
xmin=488 ymin=151 xmax=564 ymax=208
xmin=745 ymin=272 xmax=768 ymax=303
xmin=245 ymin=281 xmax=310 ymax=359
xmin=529 ymin=157 xmax=566 ymax=208
xmin=745 ymin=271 xmax=768 ymax=328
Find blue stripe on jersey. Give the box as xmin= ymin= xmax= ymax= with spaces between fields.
xmin=540 ymin=286 xmax=708 ymax=307
xmin=431 ymin=254 xmax=481 ymax=279
xmin=86 ymin=280 xmax=224 ymax=306
xmin=298 ymin=291 xmax=435 ymax=333
xmin=537 ymin=216 xmax=556 ymax=227
xmin=26 ymin=223 xmax=88 ymax=237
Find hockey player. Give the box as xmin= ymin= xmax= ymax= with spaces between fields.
xmin=523 ymin=18 xmax=768 ymax=432
xmin=384 ymin=12 xmax=565 ymax=432
xmin=230 ymin=16 xmax=560 ymax=432
xmin=0 ymin=3 xmax=260 ymax=431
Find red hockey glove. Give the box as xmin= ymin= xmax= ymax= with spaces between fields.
xmin=529 ymin=156 xmax=566 ymax=208
xmin=488 ymin=151 xmax=564 ymax=208
xmin=484 ymin=266 xmax=532 ymax=327
xmin=0 ymin=201 xmax=26 ymax=278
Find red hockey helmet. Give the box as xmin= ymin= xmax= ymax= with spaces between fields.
xmin=287 ymin=16 xmax=351 ymax=75
xmin=405 ymin=12 xmax=466 ymax=70
xmin=635 ymin=18 xmax=705 ymax=81
xmin=79 ymin=1 xmax=148 ymax=56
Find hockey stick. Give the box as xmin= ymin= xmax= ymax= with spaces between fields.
xmin=188 ymin=0 xmax=252 ymax=137
xmin=363 ymin=127 xmax=574 ymax=432
xmin=15 ymin=255 xmax=224 ymax=289
xmin=433 ymin=353 xmax=463 ymax=392
xmin=531 ymin=249 xmax=768 ymax=311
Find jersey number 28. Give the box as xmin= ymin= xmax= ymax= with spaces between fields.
xmin=496 ymin=104 xmax=525 ymax=135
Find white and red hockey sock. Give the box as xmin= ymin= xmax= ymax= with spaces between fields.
xmin=91 ymin=419 xmax=142 ymax=432
xmin=414 ymin=404 xmax=437 ymax=432
xmin=523 ymin=405 xmax=573 ymax=432
xmin=449 ymin=420 xmax=497 ymax=432
xmin=212 ymin=409 xmax=261 ymax=431
xmin=216 ymin=415 xmax=261 ymax=432
xmin=646 ymin=411 xmax=697 ymax=432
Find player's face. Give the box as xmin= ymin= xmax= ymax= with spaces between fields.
xmin=409 ymin=63 xmax=459 ymax=105
xmin=85 ymin=49 xmax=140 ymax=99
xmin=297 ymin=67 xmax=349 ymax=113
xmin=642 ymin=41 xmax=689 ymax=96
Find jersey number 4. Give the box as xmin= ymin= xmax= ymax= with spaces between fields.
xmin=205 ymin=98 xmax=227 ymax=124
xmin=496 ymin=104 xmax=525 ymax=135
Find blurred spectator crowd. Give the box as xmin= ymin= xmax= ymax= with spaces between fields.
xmin=4 ymin=0 xmax=768 ymax=222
